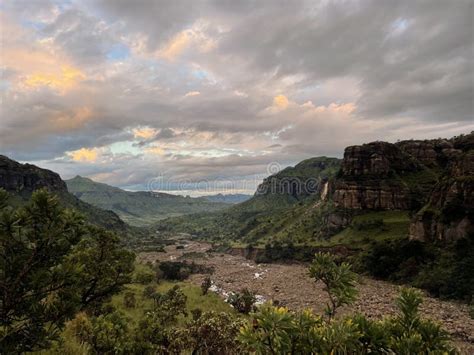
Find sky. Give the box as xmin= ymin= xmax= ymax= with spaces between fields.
xmin=1 ymin=0 xmax=473 ymax=195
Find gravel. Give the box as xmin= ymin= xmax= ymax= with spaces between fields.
xmin=139 ymin=241 xmax=474 ymax=354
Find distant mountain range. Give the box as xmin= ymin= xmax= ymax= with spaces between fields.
xmin=203 ymin=193 xmax=252 ymax=204
xmin=66 ymin=176 xmax=230 ymax=226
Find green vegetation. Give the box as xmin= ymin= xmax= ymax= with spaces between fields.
xmin=240 ymin=288 xmax=455 ymax=354
xmin=227 ymin=288 xmax=257 ymax=314
xmin=310 ymin=253 xmax=358 ymax=319
xmin=2 ymin=201 xmax=458 ymax=355
xmin=154 ymin=157 xmax=342 ymax=244
xmin=326 ymin=210 xmax=410 ymax=248
xmin=0 ymin=189 xmax=134 ymax=353
xmin=66 ymin=175 xmax=229 ymax=227
xmin=357 ymin=235 xmax=474 ymax=301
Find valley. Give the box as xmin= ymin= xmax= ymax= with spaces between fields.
xmin=139 ymin=239 xmax=474 ymax=353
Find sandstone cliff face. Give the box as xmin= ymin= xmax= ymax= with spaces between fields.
xmin=409 ymin=149 xmax=474 ymax=242
xmin=333 ymin=142 xmax=419 ymax=210
xmin=0 ymin=155 xmax=67 ymax=194
xmin=396 ymin=139 xmax=463 ymax=169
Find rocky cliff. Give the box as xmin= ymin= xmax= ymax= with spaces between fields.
xmin=409 ymin=135 xmax=474 ymax=242
xmin=332 ymin=142 xmax=423 ymax=210
xmin=332 ymin=133 xmax=473 ymax=242
xmin=0 ymin=155 xmax=67 ymax=195
xmin=0 ymin=155 xmax=126 ymax=231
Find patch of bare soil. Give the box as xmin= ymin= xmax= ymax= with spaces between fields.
xmin=139 ymin=241 xmax=474 ymax=353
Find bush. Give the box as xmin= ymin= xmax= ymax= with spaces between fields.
xmin=143 ymin=285 xmax=156 ymax=299
xmin=158 ymin=261 xmax=213 ymax=281
xmin=309 ymin=252 xmax=358 ymax=319
xmin=169 ymin=311 xmax=244 ymax=354
xmin=227 ymin=288 xmax=256 ymax=314
xmin=360 ymin=236 xmax=474 ymax=301
xmin=69 ymin=311 xmax=132 ymax=354
xmin=201 ymin=276 xmax=212 ymax=295
xmin=123 ymin=291 xmax=136 ymax=308
xmin=133 ymin=266 xmax=155 ymax=284
xmin=239 ymin=288 xmax=456 ymax=354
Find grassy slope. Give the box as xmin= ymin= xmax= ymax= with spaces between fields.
xmin=66 ymin=176 xmax=229 ymax=227
xmin=316 ymin=211 xmax=410 ymax=248
xmin=154 ymin=157 xmax=342 ymax=243
xmin=111 ymin=281 xmax=235 ymax=325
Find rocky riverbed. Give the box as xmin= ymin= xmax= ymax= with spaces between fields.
xmin=139 ymin=240 xmax=474 ymax=353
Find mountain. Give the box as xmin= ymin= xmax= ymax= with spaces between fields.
xmin=155 ymin=133 xmax=473 ymax=247
xmin=0 ymin=155 xmax=126 ymax=231
xmin=66 ymin=176 xmax=229 ymax=227
xmin=204 ymin=194 xmax=252 ymax=204
xmin=154 ymin=156 xmax=342 ymax=241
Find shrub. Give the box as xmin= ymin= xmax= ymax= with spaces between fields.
xmin=123 ymin=291 xmax=136 ymax=308
xmin=169 ymin=311 xmax=244 ymax=354
xmin=227 ymin=288 xmax=256 ymax=314
xmin=143 ymin=285 xmax=156 ymax=299
xmin=309 ymin=252 xmax=358 ymax=319
xmin=133 ymin=266 xmax=155 ymax=284
xmin=201 ymin=276 xmax=212 ymax=295
xmin=239 ymin=288 xmax=456 ymax=354
xmin=158 ymin=261 xmax=213 ymax=281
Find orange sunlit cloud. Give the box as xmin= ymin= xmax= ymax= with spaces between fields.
xmin=67 ymin=148 xmax=99 ymax=162
xmin=24 ymin=66 xmax=85 ymax=92
xmin=133 ymin=127 xmax=157 ymax=139
xmin=51 ymin=107 xmax=93 ymax=131
xmin=273 ymin=95 xmax=289 ymax=110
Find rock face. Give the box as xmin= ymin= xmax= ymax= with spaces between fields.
xmin=333 ymin=142 xmax=420 ymax=210
xmin=0 ymin=155 xmax=67 ymax=194
xmin=396 ymin=139 xmax=463 ymax=169
xmin=409 ymin=148 xmax=474 ymax=242
xmin=330 ymin=133 xmax=474 ymax=242
xmin=0 ymin=155 xmax=126 ymax=231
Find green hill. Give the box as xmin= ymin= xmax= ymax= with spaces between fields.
xmin=0 ymin=155 xmax=126 ymax=232
xmin=154 ymin=157 xmax=342 ymax=242
xmin=66 ymin=176 xmax=229 ymax=227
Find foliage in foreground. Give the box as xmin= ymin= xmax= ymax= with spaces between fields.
xmin=240 ymin=288 xmax=456 ymax=354
xmin=0 ymin=189 xmax=135 ymax=353
xmin=0 ymin=192 xmax=459 ymax=355
xmin=309 ymin=252 xmax=358 ymax=319
xmin=51 ymin=255 xmax=457 ymax=354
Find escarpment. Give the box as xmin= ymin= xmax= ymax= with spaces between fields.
xmin=332 ymin=142 xmax=421 ymax=210
xmin=409 ymin=147 xmax=474 ymax=242
xmin=330 ymin=133 xmax=473 ymax=243
xmin=0 ymin=155 xmax=67 ymax=195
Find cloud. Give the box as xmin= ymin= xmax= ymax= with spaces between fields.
xmin=67 ymin=147 xmax=99 ymax=162
xmin=1 ymin=0 xmax=473 ymax=194
xmin=132 ymin=127 xmax=157 ymax=139
xmin=184 ymin=91 xmax=201 ymax=97
xmin=24 ymin=66 xmax=85 ymax=92
xmin=273 ymin=95 xmax=289 ymax=110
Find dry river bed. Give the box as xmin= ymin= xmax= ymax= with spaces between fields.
xmin=138 ymin=240 xmax=474 ymax=353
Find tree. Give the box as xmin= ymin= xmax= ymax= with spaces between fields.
xmin=227 ymin=288 xmax=256 ymax=314
xmin=0 ymin=190 xmax=85 ymax=352
xmin=0 ymin=189 xmax=134 ymax=352
xmin=66 ymin=226 xmax=135 ymax=310
xmin=309 ymin=252 xmax=358 ymax=319
xmin=201 ymin=276 xmax=212 ymax=295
